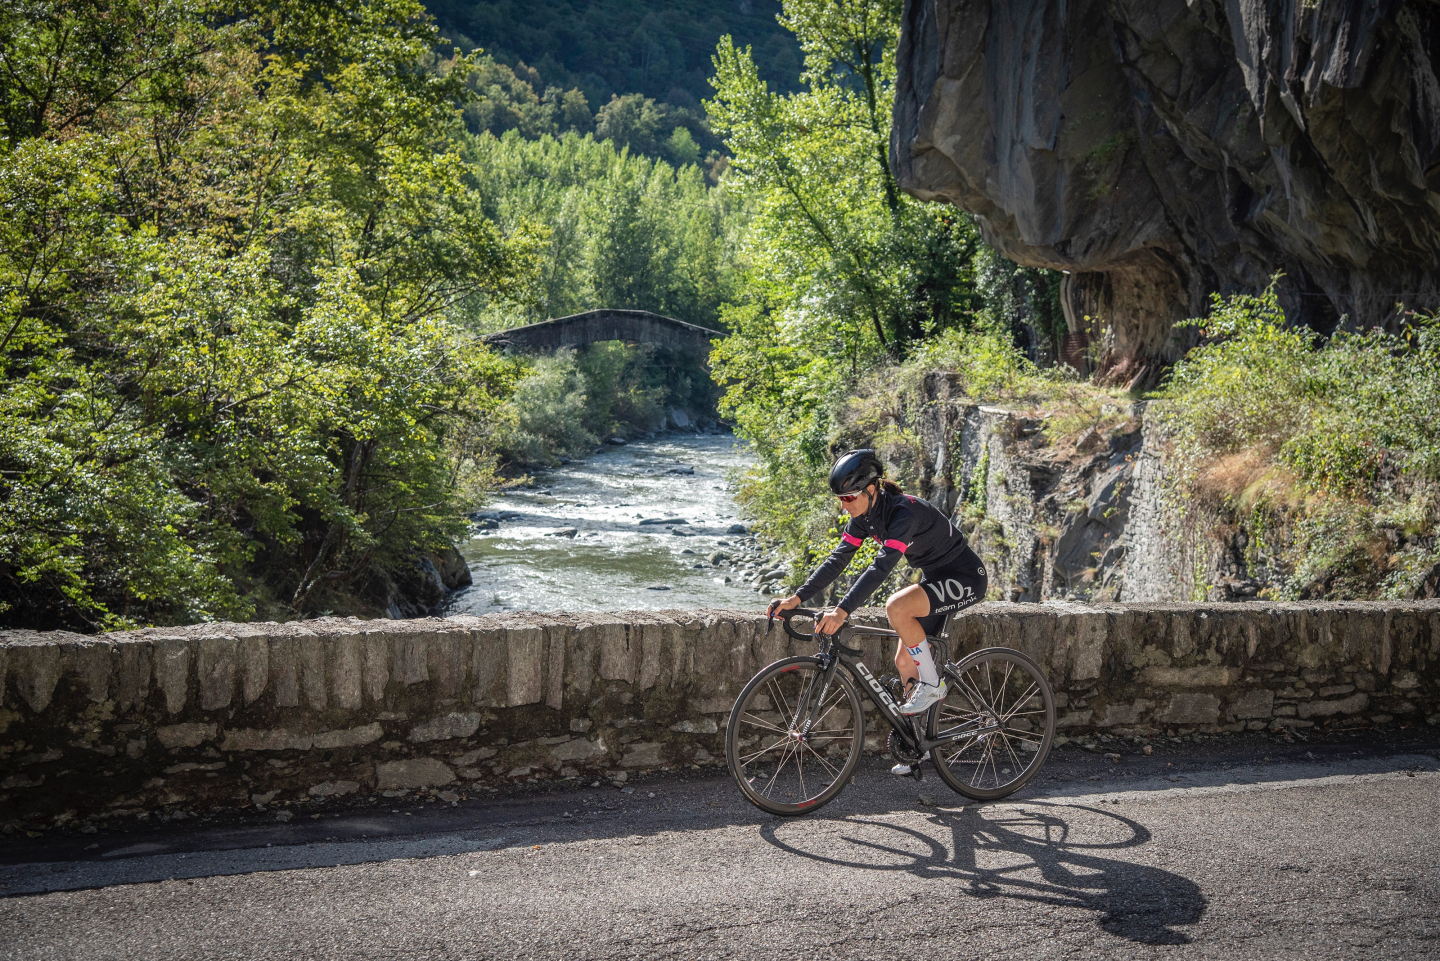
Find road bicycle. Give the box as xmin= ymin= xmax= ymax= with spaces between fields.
xmin=725 ymin=607 xmax=1056 ymax=816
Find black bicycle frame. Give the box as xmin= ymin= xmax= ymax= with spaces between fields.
xmin=773 ymin=609 xmax=998 ymax=758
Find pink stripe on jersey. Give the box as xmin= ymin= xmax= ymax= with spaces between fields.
xmin=883 ymin=539 xmax=908 ymax=552
xmin=841 ymin=532 xmax=863 ymax=547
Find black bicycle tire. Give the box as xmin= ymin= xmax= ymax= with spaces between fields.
xmin=725 ymin=656 xmax=866 ymax=817
xmin=928 ymin=646 xmax=1056 ymax=801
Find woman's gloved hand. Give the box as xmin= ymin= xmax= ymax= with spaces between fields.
xmin=767 ymin=594 xmax=802 ymax=618
xmin=817 ymin=607 xmax=849 ymax=636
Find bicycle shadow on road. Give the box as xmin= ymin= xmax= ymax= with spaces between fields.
xmin=760 ymin=800 xmax=1205 ymax=945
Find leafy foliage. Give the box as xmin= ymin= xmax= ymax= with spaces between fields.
xmin=462 ymin=128 xmax=736 ymax=328
xmin=0 ymin=0 xmax=541 ymax=630
xmin=428 ymin=0 xmax=802 ymax=113
xmin=705 ymin=0 xmax=1070 ymax=577
xmin=1154 ymin=279 xmax=1440 ymax=599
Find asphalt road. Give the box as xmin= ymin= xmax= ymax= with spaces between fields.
xmin=2 ymin=733 xmax=1438 ymax=960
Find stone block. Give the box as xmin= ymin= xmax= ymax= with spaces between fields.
xmin=156 ymin=722 xmax=217 ymax=749
xmin=506 ymin=627 xmax=545 ymax=706
xmin=220 ymin=728 xmax=312 ymax=752
xmin=330 ymin=634 xmax=364 ymax=711
xmin=1095 ymin=700 xmax=1151 ymax=727
xmin=376 ymin=757 xmax=454 ymax=790
xmin=363 ymin=631 xmax=391 ymax=703
xmin=68 ymin=641 xmax=113 ymax=703
xmin=454 ymin=746 xmax=497 ymax=766
xmin=197 ymin=635 xmax=237 ymax=711
xmin=1067 ymin=613 xmax=1106 ymax=682
xmin=312 ymin=723 xmax=383 ymax=749
xmin=551 ymin=737 xmax=608 ymax=762
xmin=620 ymin=741 xmax=665 ymax=768
xmin=471 ymin=629 xmax=506 ymax=706
xmin=116 ymin=642 xmax=151 ymax=710
xmin=637 ymin=621 xmax=664 ymax=691
xmin=1317 ymin=684 xmax=1355 ymax=697
xmin=308 ymin=780 xmax=360 ymax=797
xmin=1056 ymin=710 xmax=1094 ymax=728
xmin=1298 ymin=693 xmax=1370 ymax=718
xmin=1140 ymin=666 xmax=1242 ymax=687
xmin=237 ymin=633 xmax=269 ymax=706
xmin=393 ymin=632 xmax=429 ymax=686
xmin=1170 ymin=617 xmax=1194 ymax=660
xmin=1159 ymin=693 xmax=1220 ymax=726
xmin=1228 ymin=689 xmax=1274 ymax=720
xmin=669 ymin=719 xmax=719 ymax=734
xmin=300 ymin=634 xmax=326 ymax=711
xmin=1390 ymin=671 xmax=1420 ymax=691
xmin=154 ymin=637 xmax=191 ymax=714
xmin=598 ymin=622 xmax=636 ymax=684
xmin=428 ymin=630 xmax=469 ymax=699
xmin=270 ymin=636 xmax=301 ymax=708
xmin=546 ymin=626 xmax=567 ymax=710
xmin=408 ymin=712 xmax=482 ymax=743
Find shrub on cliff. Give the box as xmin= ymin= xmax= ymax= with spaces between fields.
xmin=1155 ymin=279 xmax=1440 ymax=599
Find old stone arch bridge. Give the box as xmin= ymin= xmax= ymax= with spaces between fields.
xmin=481 ymin=309 xmax=724 ymax=357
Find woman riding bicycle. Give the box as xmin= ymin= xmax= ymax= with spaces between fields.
xmin=768 ymin=449 xmax=988 ymax=732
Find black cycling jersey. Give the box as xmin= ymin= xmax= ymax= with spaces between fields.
xmin=795 ymin=488 xmax=973 ymax=613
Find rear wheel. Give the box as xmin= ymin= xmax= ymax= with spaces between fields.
xmin=927 ymin=646 xmax=1055 ymax=800
xmin=725 ymin=656 xmax=865 ymax=816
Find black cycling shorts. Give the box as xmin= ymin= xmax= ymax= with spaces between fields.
xmin=916 ymin=547 xmax=988 ymax=637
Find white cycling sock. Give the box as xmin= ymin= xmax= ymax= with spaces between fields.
xmin=906 ymin=640 xmax=940 ymax=687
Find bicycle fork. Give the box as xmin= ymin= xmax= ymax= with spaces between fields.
xmin=789 ymin=654 xmax=840 ymax=736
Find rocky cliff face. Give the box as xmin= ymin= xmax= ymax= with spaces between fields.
xmin=892 ymin=0 xmax=1440 ymax=383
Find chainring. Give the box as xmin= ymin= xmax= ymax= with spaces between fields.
xmin=887 ymin=727 xmax=924 ymax=764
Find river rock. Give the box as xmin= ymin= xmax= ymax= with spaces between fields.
xmin=645 ymin=585 xmax=672 ymax=591
xmin=604 ymin=437 xmax=626 ymax=445
xmin=665 ymin=465 xmax=695 ymax=475
xmin=727 ymin=524 xmax=748 ymax=535
xmin=639 ymin=518 xmax=687 ymax=526
xmin=548 ymin=528 xmax=579 ymax=538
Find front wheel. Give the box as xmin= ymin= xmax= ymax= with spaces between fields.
xmin=928 ymin=646 xmax=1056 ymax=800
xmin=725 ymin=656 xmax=866 ymax=816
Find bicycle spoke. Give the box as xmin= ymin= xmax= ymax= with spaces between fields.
xmin=801 ymin=744 xmax=842 ymax=781
xmin=997 ymin=727 xmax=1044 ymax=745
xmin=767 ymin=677 xmax=795 ymax=723
xmin=740 ymin=712 xmax=789 ymax=735
xmin=996 ymin=659 xmax=1015 ymax=715
xmin=972 ymin=737 xmax=998 ymax=788
xmin=997 ymin=730 xmax=1025 ymax=776
xmin=737 ymin=737 xmax=791 ymax=766
xmin=1001 ymin=681 xmax=1039 ymax=722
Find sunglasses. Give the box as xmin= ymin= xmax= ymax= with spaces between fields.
xmin=837 ymin=490 xmax=866 ymax=503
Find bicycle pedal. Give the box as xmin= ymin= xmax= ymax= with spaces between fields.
xmin=909 ymin=762 xmax=924 ymax=781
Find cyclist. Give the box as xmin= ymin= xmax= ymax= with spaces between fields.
xmin=768 ymin=449 xmax=988 ymax=773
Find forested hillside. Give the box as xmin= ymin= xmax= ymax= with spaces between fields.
xmin=428 ymin=0 xmax=801 ymax=111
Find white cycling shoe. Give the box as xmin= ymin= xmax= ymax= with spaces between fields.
xmin=898 ymin=679 xmax=946 ymax=715
xmin=890 ymin=752 xmax=930 ymax=777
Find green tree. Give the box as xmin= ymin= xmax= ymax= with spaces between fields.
xmin=705 ymin=0 xmax=989 ymax=555
xmin=0 ymin=0 xmax=540 ymax=630
xmin=462 ymin=128 xmax=734 ymax=329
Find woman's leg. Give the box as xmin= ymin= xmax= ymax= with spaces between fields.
xmin=885 ymin=584 xmax=934 ymax=686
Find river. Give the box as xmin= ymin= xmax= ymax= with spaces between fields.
xmin=444 ymin=432 xmax=771 ymax=614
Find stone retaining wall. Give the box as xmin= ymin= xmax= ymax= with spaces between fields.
xmin=2 ymin=602 xmax=1438 ymax=830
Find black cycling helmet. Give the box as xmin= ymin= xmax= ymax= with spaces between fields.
xmin=829 ymin=449 xmax=884 ymax=496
